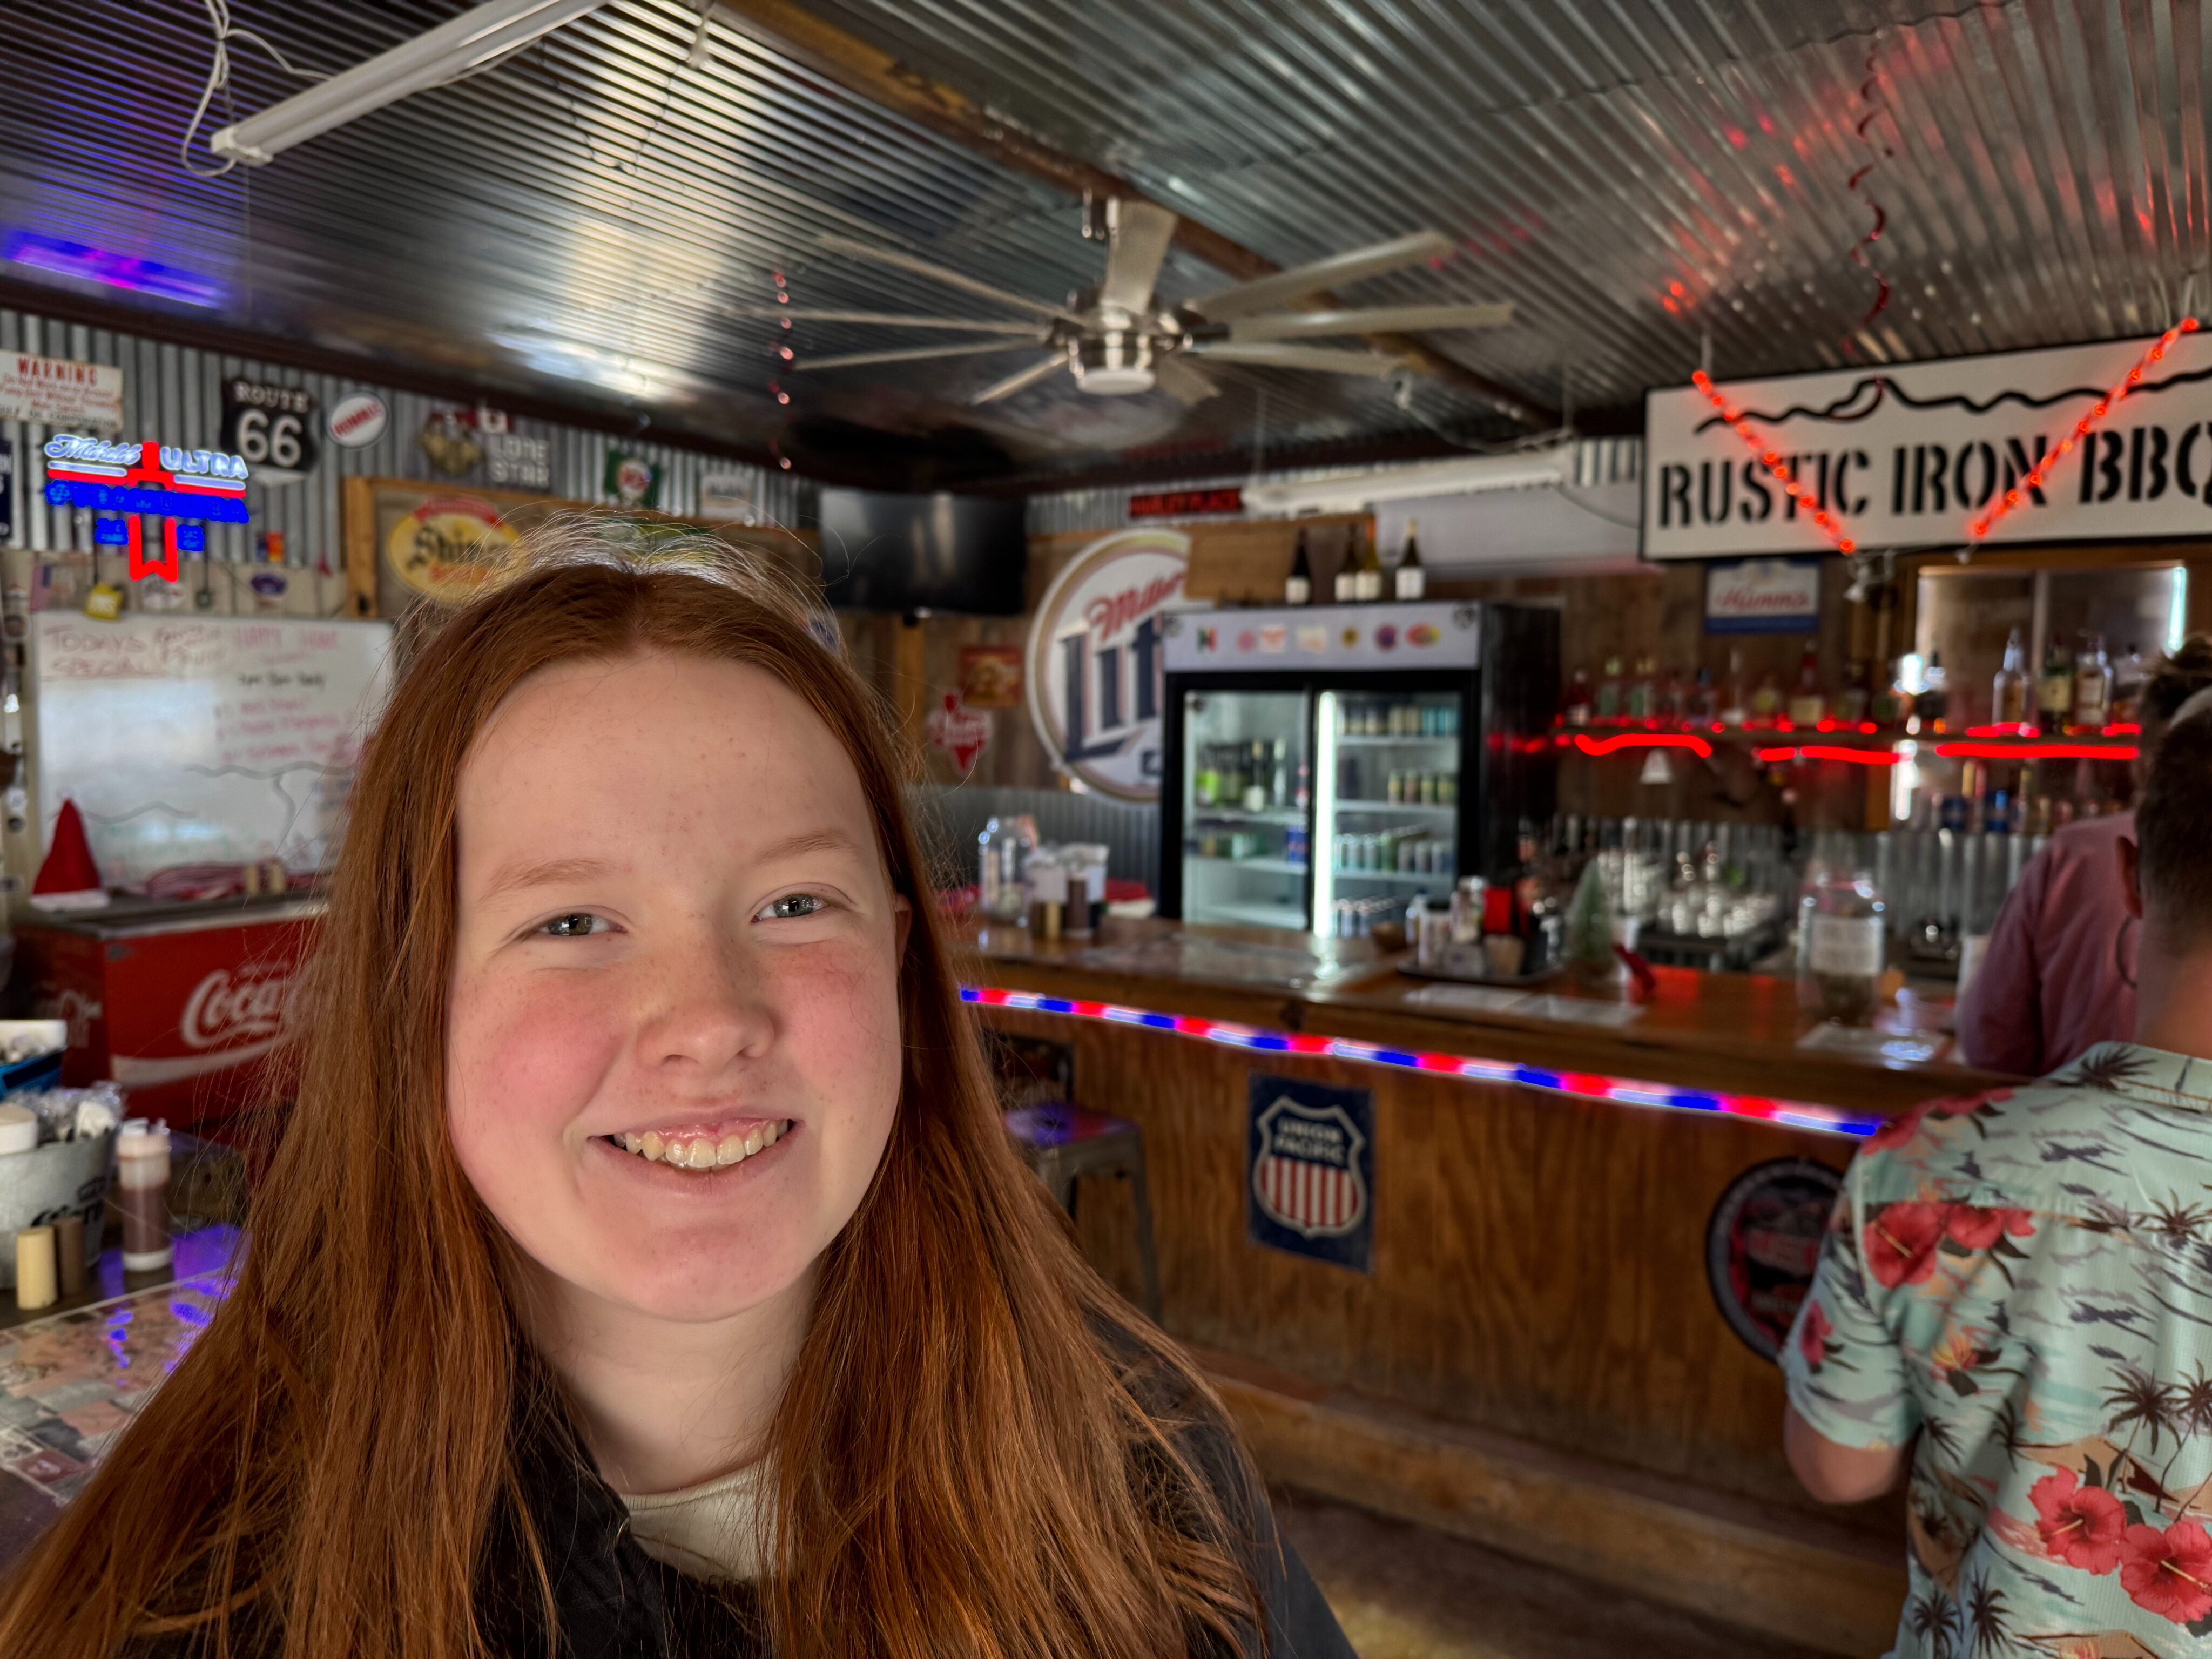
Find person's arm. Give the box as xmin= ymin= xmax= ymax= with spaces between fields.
xmin=1784 ymin=1404 xmax=1907 ymax=1502
xmin=1778 ymin=1161 xmax=1920 ymax=1506
xmin=1955 ymin=846 xmax=2052 ymax=1074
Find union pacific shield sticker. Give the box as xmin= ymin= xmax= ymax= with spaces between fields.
xmin=1246 ymin=1074 xmax=1374 ymax=1272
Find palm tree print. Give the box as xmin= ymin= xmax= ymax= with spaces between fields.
xmin=2057 ymin=1046 xmax=2157 ymax=1094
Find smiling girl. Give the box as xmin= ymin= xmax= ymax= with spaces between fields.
xmin=0 ymin=522 xmax=1350 ymax=1659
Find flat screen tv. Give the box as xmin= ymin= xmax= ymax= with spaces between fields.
xmin=815 ymin=489 xmax=1027 ymax=615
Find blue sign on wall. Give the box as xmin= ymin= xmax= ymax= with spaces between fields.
xmin=1246 ymin=1073 xmax=1374 ymax=1273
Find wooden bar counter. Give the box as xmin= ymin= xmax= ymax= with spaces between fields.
xmin=956 ymin=919 xmax=2017 ymax=1654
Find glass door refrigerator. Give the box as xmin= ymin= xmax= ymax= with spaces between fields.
xmin=1159 ymin=602 xmax=1559 ymax=934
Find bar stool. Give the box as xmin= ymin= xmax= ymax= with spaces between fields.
xmin=1003 ymin=1103 xmax=1162 ymax=1322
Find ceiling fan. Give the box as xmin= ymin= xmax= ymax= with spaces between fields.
xmin=749 ymin=200 xmax=1513 ymax=408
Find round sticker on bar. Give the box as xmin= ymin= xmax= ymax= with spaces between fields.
xmin=1704 ymin=1157 xmax=1842 ymax=1362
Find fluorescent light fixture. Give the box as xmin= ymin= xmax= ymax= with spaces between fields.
xmin=1243 ymin=447 xmax=1573 ymax=515
xmin=210 ymin=0 xmax=604 ymax=165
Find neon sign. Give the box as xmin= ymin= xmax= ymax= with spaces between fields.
xmin=42 ymin=434 xmax=247 ymax=581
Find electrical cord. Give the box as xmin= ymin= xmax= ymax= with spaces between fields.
xmin=181 ymin=0 xmax=328 ymax=179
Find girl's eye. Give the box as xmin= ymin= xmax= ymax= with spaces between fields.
xmin=540 ymin=913 xmax=609 ymax=938
xmin=759 ymin=892 xmax=827 ymax=921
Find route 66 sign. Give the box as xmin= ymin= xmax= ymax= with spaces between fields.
xmin=1247 ymin=1074 xmax=1374 ymax=1272
xmin=220 ymin=379 xmax=319 ymax=484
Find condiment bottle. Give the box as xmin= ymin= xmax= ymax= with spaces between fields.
xmin=118 ymin=1118 xmax=174 ymax=1273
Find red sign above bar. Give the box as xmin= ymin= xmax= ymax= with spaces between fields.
xmin=1128 ymin=486 xmax=1242 ymax=519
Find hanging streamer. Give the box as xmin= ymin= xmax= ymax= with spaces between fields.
xmin=1844 ymin=40 xmax=1893 ymax=347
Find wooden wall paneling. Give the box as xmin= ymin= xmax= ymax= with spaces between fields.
xmin=976 ymin=1003 xmax=1879 ymax=1529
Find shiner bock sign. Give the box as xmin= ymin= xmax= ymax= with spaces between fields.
xmin=1644 ymin=332 xmax=2212 ymax=558
xmin=1246 ymin=1074 xmax=1374 ymax=1273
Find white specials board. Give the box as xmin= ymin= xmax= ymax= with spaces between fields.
xmin=28 ymin=612 xmax=394 ymax=887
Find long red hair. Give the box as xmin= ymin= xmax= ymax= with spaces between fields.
xmin=0 ymin=520 xmax=1261 ymax=1658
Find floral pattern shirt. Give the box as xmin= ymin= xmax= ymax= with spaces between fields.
xmin=1784 ymin=1043 xmax=2212 ymax=1659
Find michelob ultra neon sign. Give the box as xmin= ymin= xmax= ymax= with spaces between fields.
xmin=42 ymin=434 xmax=249 ymax=581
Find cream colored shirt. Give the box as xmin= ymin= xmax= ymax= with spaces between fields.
xmin=617 ymin=1459 xmax=771 ymax=1582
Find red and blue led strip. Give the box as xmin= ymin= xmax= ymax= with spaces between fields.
xmin=962 ymin=985 xmax=1879 ymax=1139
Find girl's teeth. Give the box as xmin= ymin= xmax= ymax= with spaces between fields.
xmin=613 ymin=1122 xmax=789 ymax=1169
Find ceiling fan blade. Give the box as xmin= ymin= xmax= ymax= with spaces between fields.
xmin=1186 ymin=342 xmax=1409 ymax=377
xmin=1189 ymin=230 xmax=1457 ymax=320
xmin=793 ymin=338 xmax=1041 ymax=371
xmin=727 ymin=308 xmax=1045 ymax=333
xmin=1228 ymin=301 xmax=1514 ymax=341
xmin=1152 ymin=353 xmax=1219 ymax=406
xmin=818 ymin=233 xmax=1074 ymax=321
xmin=1099 ymin=200 xmax=1177 ymax=315
xmin=973 ymin=353 xmax=1070 ymax=404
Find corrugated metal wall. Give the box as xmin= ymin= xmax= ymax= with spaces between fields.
xmin=0 ymin=306 xmax=812 ymax=566
xmin=1025 ymin=436 xmax=1643 ymax=537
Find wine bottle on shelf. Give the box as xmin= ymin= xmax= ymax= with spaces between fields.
xmin=1720 ymin=649 xmax=1748 ymax=727
xmin=2037 ymin=639 xmax=2073 ymax=734
xmin=1992 ymin=628 xmax=2031 ymax=729
xmin=1596 ymin=656 xmax=1624 ymax=722
xmin=1564 ymin=669 xmax=1593 ymax=728
xmin=1786 ymin=642 xmax=1824 ymax=726
xmin=1837 ymin=659 xmax=1869 ymax=725
xmin=1917 ymin=651 xmax=1951 ymax=731
xmin=1285 ymin=528 xmax=1312 ymax=606
xmin=1359 ymin=527 xmax=1386 ymax=602
xmin=1690 ymin=664 xmax=1719 ymax=724
xmin=1394 ymin=518 xmax=1425 ymax=601
xmin=1627 ymin=657 xmax=1655 ymax=722
xmin=2073 ymin=633 xmax=2112 ymax=732
xmin=1333 ymin=530 xmax=1358 ymax=603
xmin=2113 ymin=642 xmax=2147 ymax=725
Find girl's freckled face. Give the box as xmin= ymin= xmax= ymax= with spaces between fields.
xmin=444 ymin=652 xmax=908 ymax=1324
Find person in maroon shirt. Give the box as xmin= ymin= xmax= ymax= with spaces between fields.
xmin=1957 ymin=638 xmax=2212 ymax=1074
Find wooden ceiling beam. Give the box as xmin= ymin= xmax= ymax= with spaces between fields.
xmin=707 ymin=0 xmax=1557 ymax=430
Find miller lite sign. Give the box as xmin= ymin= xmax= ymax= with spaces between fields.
xmin=1246 ymin=1074 xmax=1375 ymax=1272
xmin=1024 ymin=529 xmax=1197 ymax=801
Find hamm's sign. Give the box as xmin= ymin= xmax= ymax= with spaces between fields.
xmin=1643 ymin=332 xmax=2212 ymax=559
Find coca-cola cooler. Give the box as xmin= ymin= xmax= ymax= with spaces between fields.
xmin=15 ymin=895 xmax=320 ymax=1138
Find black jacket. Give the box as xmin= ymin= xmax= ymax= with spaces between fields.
xmin=145 ymin=1386 xmax=1355 ymax=1659
xmin=487 ymin=1397 xmax=1357 ymax=1659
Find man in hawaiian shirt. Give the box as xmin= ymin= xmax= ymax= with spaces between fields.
xmin=1784 ymin=702 xmax=2212 ymax=1659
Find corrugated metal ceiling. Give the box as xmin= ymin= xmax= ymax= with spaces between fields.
xmin=1 ymin=0 xmax=2206 ymax=483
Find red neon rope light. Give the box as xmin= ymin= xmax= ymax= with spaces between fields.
xmin=1966 ymin=319 xmax=2201 ymax=542
xmin=1935 ymin=741 xmax=2139 ymax=761
xmin=1690 ymin=369 xmax=1858 ymax=555
xmin=1758 ymin=745 xmax=1903 ymax=766
xmin=959 ymin=986 xmax=1878 ymax=1138
xmin=1572 ymin=732 xmax=1713 ymax=758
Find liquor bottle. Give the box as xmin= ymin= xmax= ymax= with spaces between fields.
xmin=1917 ymin=651 xmax=1950 ymax=731
xmin=1353 ymin=528 xmax=1384 ymax=603
xmin=1870 ymin=659 xmax=1903 ymax=730
xmin=1837 ymin=660 xmax=1870 ymax=725
xmin=1563 ymin=669 xmax=1593 ymax=728
xmin=1786 ymin=642 xmax=1824 ymax=726
xmin=1333 ymin=531 xmax=1358 ymax=603
xmin=1654 ymin=664 xmax=1682 ymax=726
xmin=1720 ymin=650 xmax=1748 ymax=727
xmin=1627 ymin=657 xmax=1655 ymax=722
xmin=1393 ymin=518 xmax=1425 ymax=601
xmin=1751 ymin=670 xmax=1783 ymax=725
xmin=1689 ymin=664 xmax=1719 ymax=724
xmin=1596 ymin=656 xmax=1624 ymax=722
xmin=1285 ymin=529 xmax=1312 ymax=605
xmin=2113 ymin=642 xmax=2147 ymax=726
xmin=2073 ymin=632 xmax=2112 ymax=731
xmin=1992 ymin=628 xmax=2031 ymax=730
xmin=2037 ymin=639 xmax=2073 ymax=734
